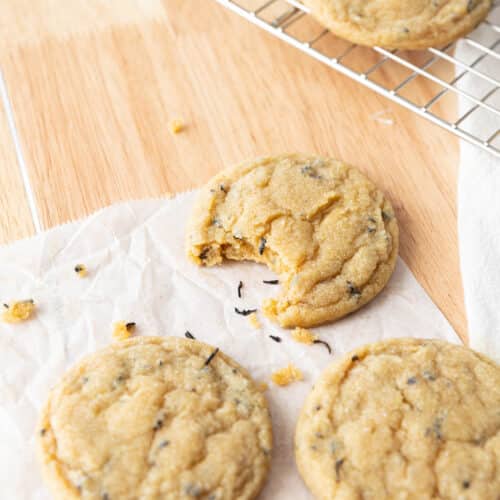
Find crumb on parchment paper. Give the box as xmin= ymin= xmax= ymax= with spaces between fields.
xmin=74 ymin=264 xmax=88 ymax=277
xmin=271 ymin=364 xmax=303 ymax=386
xmin=290 ymin=327 xmax=332 ymax=354
xmin=2 ymin=300 xmax=36 ymax=323
xmin=291 ymin=327 xmax=317 ymax=345
xmin=112 ymin=321 xmax=136 ymax=341
xmin=248 ymin=312 xmax=261 ymax=329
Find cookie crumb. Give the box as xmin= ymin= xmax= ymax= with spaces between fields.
xmin=169 ymin=119 xmax=184 ymax=134
xmin=2 ymin=299 xmax=35 ymax=323
xmin=257 ymin=382 xmax=268 ymax=392
xmin=271 ymin=364 xmax=303 ymax=386
xmin=74 ymin=264 xmax=88 ymax=277
xmin=292 ymin=327 xmax=317 ymax=345
xmin=112 ymin=321 xmax=136 ymax=341
xmin=248 ymin=312 xmax=261 ymax=329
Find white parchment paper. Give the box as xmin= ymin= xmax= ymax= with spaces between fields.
xmin=456 ymin=4 xmax=500 ymax=361
xmin=0 ymin=191 xmax=458 ymax=499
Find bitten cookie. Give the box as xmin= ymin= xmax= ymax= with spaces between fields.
xmin=303 ymin=0 xmax=492 ymax=49
xmin=186 ymin=154 xmax=398 ymax=328
xmin=37 ymin=337 xmax=272 ymax=500
xmin=295 ymin=338 xmax=500 ymax=499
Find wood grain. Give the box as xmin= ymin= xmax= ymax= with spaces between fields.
xmin=0 ymin=0 xmax=465 ymax=339
xmin=0 ymin=97 xmax=34 ymax=243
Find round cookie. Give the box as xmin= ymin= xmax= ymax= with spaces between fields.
xmin=186 ymin=154 xmax=398 ymax=328
xmin=295 ymin=338 xmax=500 ymax=499
xmin=36 ymin=337 xmax=272 ymax=500
xmin=303 ymin=0 xmax=492 ymax=49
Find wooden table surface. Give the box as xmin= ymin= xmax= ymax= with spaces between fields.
xmin=0 ymin=0 xmax=466 ymax=340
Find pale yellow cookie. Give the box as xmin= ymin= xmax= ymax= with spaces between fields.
xmin=186 ymin=154 xmax=398 ymax=328
xmin=295 ymin=338 xmax=500 ymax=499
xmin=303 ymin=0 xmax=492 ymax=49
xmin=37 ymin=336 xmax=272 ymax=500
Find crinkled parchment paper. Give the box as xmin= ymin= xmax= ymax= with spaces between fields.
xmin=0 ymin=191 xmax=458 ymax=499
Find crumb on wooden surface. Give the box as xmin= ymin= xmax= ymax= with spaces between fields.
xmin=169 ymin=119 xmax=184 ymax=134
xmin=2 ymin=300 xmax=35 ymax=323
xmin=271 ymin=363 xmax=303 ymax=386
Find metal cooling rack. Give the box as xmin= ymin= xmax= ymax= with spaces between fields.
xmin=214 ymin=0 xmax=500 ymax=157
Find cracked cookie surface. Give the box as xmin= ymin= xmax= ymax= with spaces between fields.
xmin=186 ymin=154 xmax=398 ymax=328
xmin=295 ymin=338 xmax=500 ymax=499
xmin=303 ymin=0 xmax=491 ymax=49
xmin=36 ymin=337 xmax=272 ymax=500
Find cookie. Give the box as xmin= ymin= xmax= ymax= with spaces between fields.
xmin=303 ymin=0 xmax=492 ymax=49
xmin=186 ymin=154 xmax=398 ymax=328
xmin=295 ymin=338 xmax=500 ymax=499
xmin=36 ymin=336 xmax=272 ymax=500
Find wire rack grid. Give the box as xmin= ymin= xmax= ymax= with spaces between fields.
xmin=214 ymin=0 xmax=500 ymax=158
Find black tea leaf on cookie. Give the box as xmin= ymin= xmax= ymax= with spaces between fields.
xmin=153 ymin=418 xmax=164 ymax=431
xmin=269 ymin=335 xmax=282 ymax=343
xmin=347 ymin=281 xmax=361 ymax=297
xmin=237 ymin=281 xmax=243 ymax=298
xmin=335 ymin=458 xmax=344 ymax=481
xmin=185 ymin=331 xmax=195 ymax=340
xmin=263 ymin=279 xmax=279 ymax=285
xmin=382 ymin=210 xmax=392 ymax=222
xmin=258 ymin=238 xmax=266 ymax=255
xmin=204 ymin=348 xmax=219 ymax=367
xmin=199 ymin=248 xmax=209 ymax=260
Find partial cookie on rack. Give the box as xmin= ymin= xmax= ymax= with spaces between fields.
xmin=295 ymin=338 xmax=500 ymax=499
xmin=303 ymin=0 xmax=492 ymax=49
xmin=186 ymin=154 xmax=398 ymax=328
xmin=37 ymin=336 xmax=272 ymax=500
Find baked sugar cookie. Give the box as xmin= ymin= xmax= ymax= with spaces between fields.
xmin=186 ymin=154 xmax=398 ymax=328
xmin=303 ymin=0 xmax=492 ymax=49
xmin=295 ymin=338 xmax=500 ymax=499
xmin=37 ymin=337 xmax=272 ymax=500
